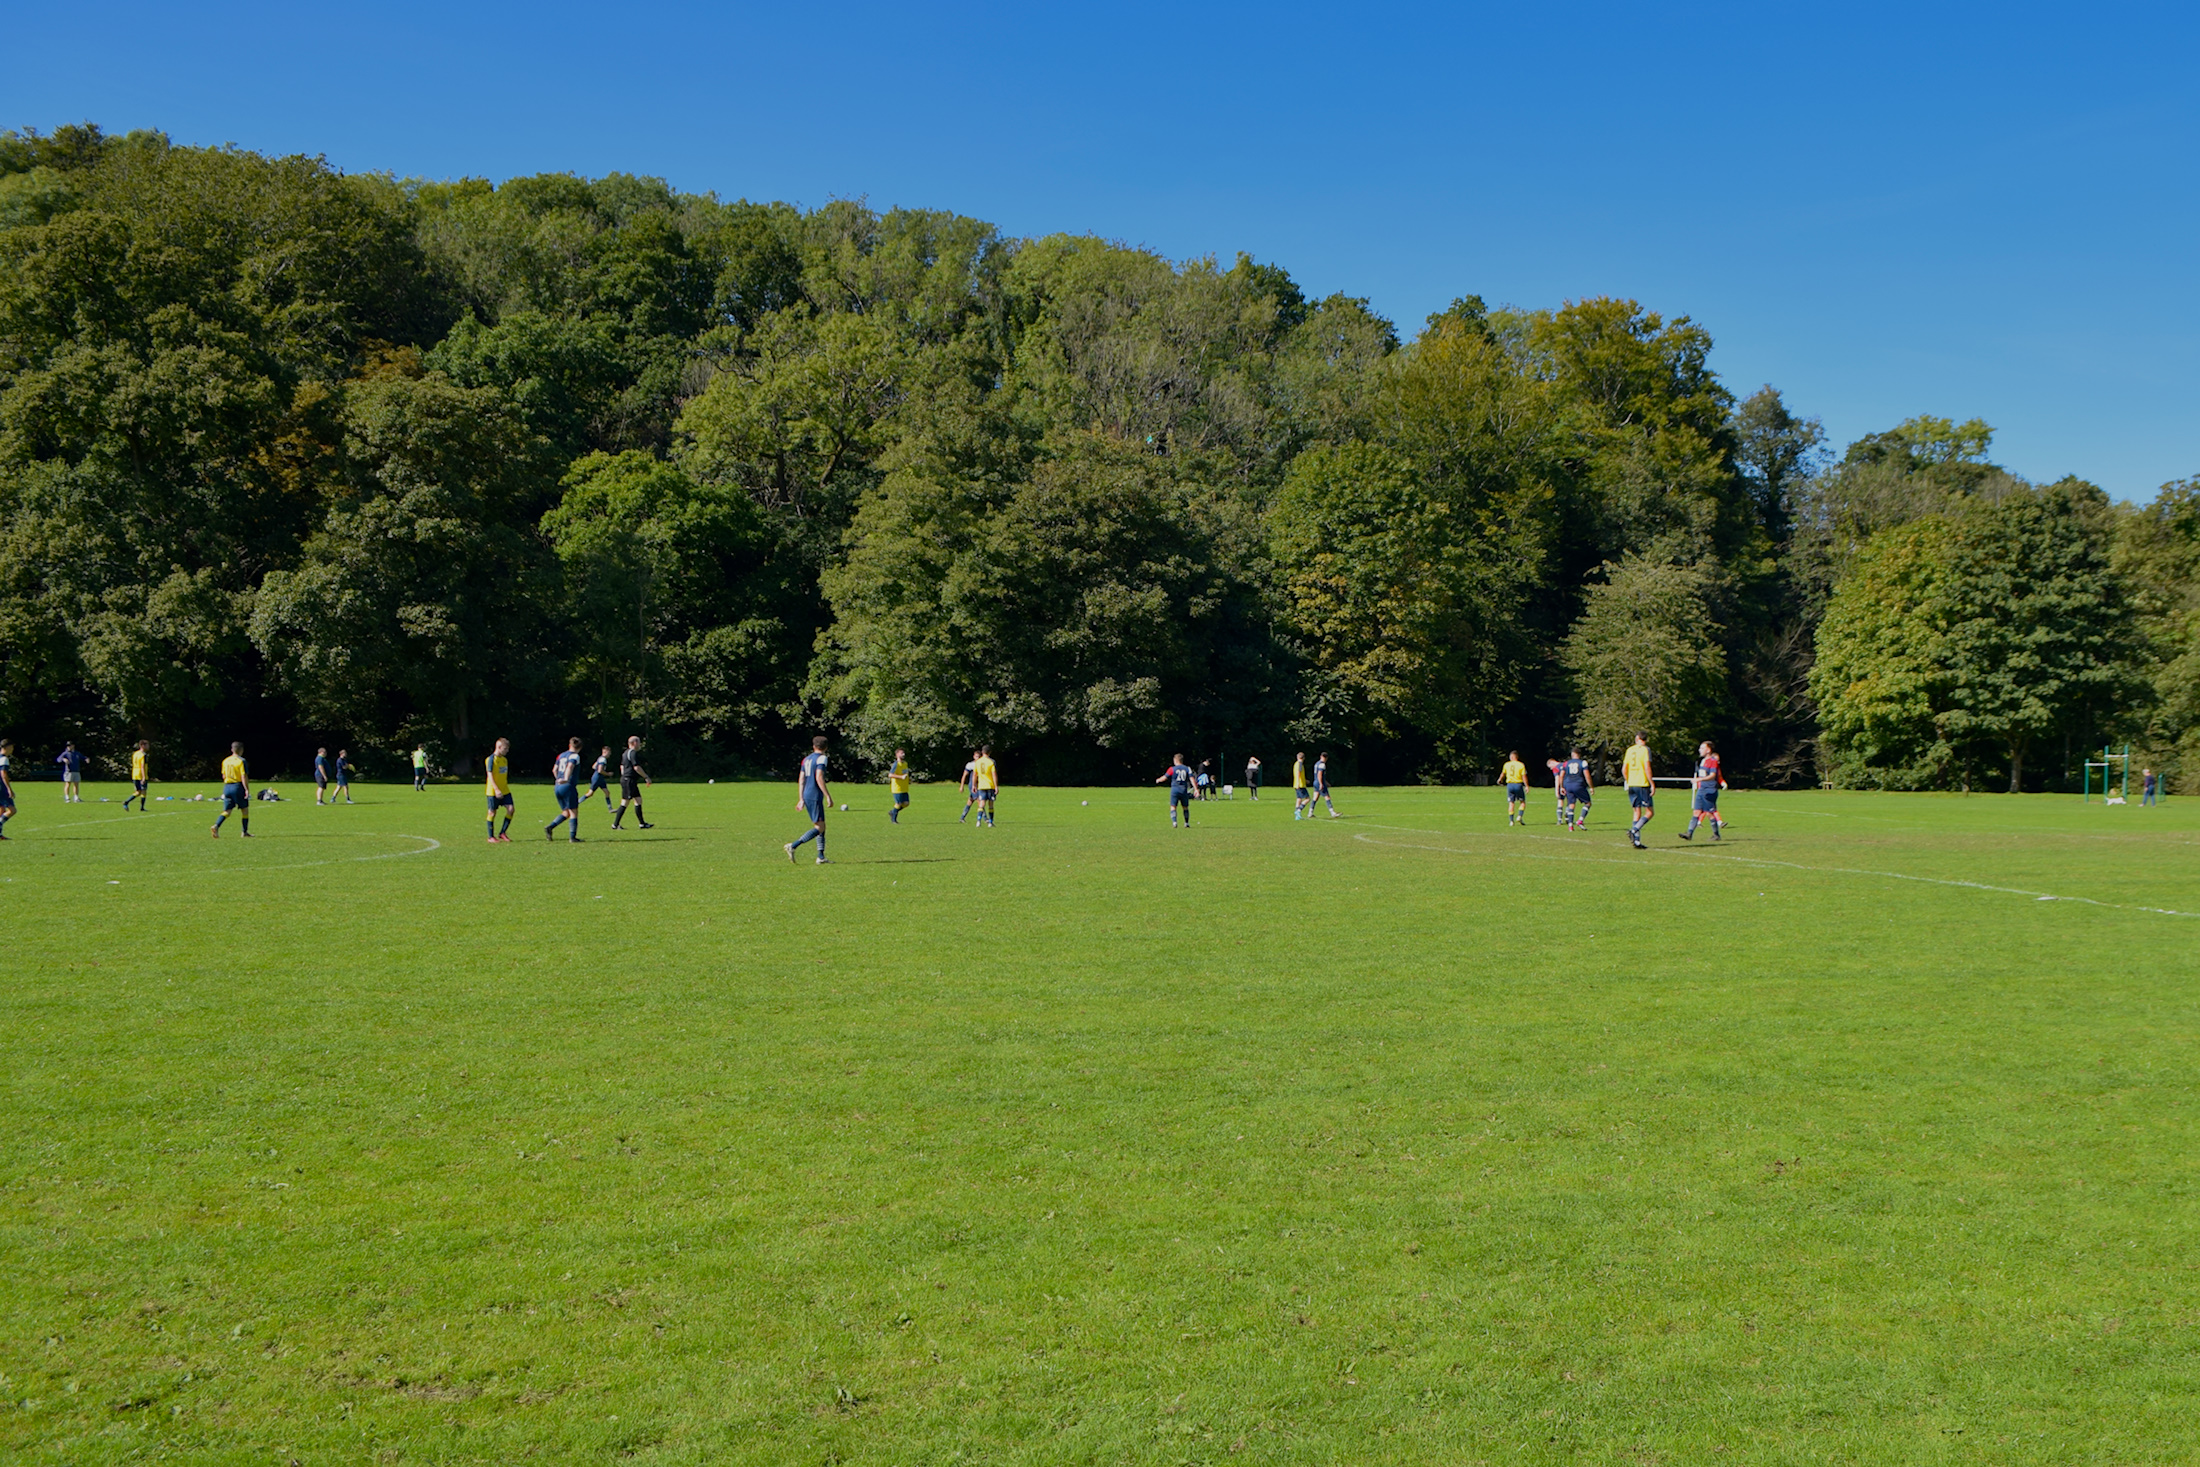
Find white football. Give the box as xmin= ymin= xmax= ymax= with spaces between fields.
xmin=1081 ymin=800 xmax=1088 ymax=806
xmin=839 ymin=803 xmax=848 ymax=811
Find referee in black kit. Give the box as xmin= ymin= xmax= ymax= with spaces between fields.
xmin=610 ymin=734 xmax=654 ymax=831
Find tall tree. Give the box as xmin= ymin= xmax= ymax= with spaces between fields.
xmin=542 ymin=450 xmax=804 ymax=749
xmin=1939 ymin=478 xmax=2139 ymax=790
xmin=1560 ymin=555 xmax=1729 ymax=765
xmin=1808 ymin=517 xmax=1960 ymax=788
xmin=1268 ymin=441 xmax=1528 ymax=770
xmin=249 ymin=372 xmax=556 ymax=763
xmin=2113 ymin=478 xmax=2200 ymax=787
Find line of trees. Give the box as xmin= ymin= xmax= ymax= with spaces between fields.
xmin=2 ymin=125 xmax=2192 ymax=789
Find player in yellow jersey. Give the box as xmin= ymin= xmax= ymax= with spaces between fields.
xmin=122 ymin=740 xmax=152 ymax=811
xmin=888 ymin=748 xmax=912 ymax=824
xmin=972 ymin=746 xmax=998 ymax=827
xmin=210 ymin=741 xmax=252 ymax=837
xmin=1499 ymin=751 xmax=1529 ymax=826
xmin=1622 ymin=733 xmax=1655 ymax=848
xmin=1292 ymin=751 xmax=1310 ymax=820
xmin=484 ymin=737 xmax=514 ymax=843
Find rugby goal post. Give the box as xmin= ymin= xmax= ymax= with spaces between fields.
xmin=2082 ymin=744 xmax=2130 ymax=805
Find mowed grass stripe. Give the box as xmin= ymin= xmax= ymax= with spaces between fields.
xmin=4 ymin=783 xmax=2196 ymax=1463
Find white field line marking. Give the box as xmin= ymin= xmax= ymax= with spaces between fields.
xmin=207 ymin=833 xmax=442 ymax=875
xmin=12 ymin=809 xmax=183 ymax=833
xmin=1350 ymin=827 xmax=2200 ymax=919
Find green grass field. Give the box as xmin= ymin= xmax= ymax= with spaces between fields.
xmin=3 ymin=776 xmax=2196 ymax=1464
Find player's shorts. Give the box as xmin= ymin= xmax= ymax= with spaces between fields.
xmin=554 ymin=782 xmax=579 ymax=810
xmin=1171 ymin=791 xmax=1192 ymax=806
xmin=1628 ymin=786 xmax=1653 ymax=809
xmin=62 ymin=771 xmax=80 ymax=783
xmin=335 ymin=774 xmax=349 ymax=786
xmin=587 ymin=773 xmax=607 ymax=790
xmin=315 ymin=774 xmax=328 ymax=787
xmin=802 ymin=792 xmax=826 ymax=822
xmin=133 ymin=780 xmax=148 ymax=794
xmin=892 ymin=791 xmax=909 ymax=808
xmin=1563 ymin=784 xmax=1590 ymax=805
xmin=1693 ymin=788 xmax=1720 ymax=812
xmin=620 ymin=778 xmax=641 ymax=801
xmin=222 ymin=782 xmax=248 ymax=812
xmin=1505 ymin=782 xmax=1525 ymax=800
xmin=979 ymin=786 xmax=997 ymax=800
xmin=486 ymin=793 xmax=513 ymax=811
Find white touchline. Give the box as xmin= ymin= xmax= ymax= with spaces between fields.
xmin=1350 ymin=829 xmax=2200 ymax=920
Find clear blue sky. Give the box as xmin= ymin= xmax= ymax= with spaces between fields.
xmin=8 ymin=1 xmax=2196 ymax=498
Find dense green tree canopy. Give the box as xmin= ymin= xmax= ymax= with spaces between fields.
xmin=0 ymin=125 xmax=2187 ymax=787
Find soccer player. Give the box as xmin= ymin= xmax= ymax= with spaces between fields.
xmin=211 ymin=742 xmax=252 ymax=838
xmin=313 ymin=746 xmax=332 ymax=805
xmin=1499 ymin=751 xmax=1529 ymax=826
xmin=785 ymin=735 xmax=832 ymax=864
xmin=1313 ymin=753 xmax=1338 ymax=817
xmin=1245 ymin=755 xmax=1262 ymax=801
xmin=1622 ymin=733 xmax=1655 ymax=848
xmin=1156 ymin=752 xmax=1195 ymax=827
xmin=1679 ymin=741 xmax=1726 ymax=841
xmin=56 ymin=742 xmax=84 ymax=803
xmin=411 ymin=745 xmax=428 ymax=792
xmin=958 ymin=750 xmax=981 ymax=823
xmin=1292 ymin=752 xmax=1310 ymax=820
xmin=485 ymin=737 xmax=515 ymax=843
xmin=1559 ymin=748 xmax=1593 ymax=830
xmin=888 ymin=748 xmax=912 ymax=823
xmin=972 ymin=745 xmax=999 ymax=826
xmin=545 ymin=737 xmax=584 ymax=842
xmin=123 ymin=740 xmax=151 ymax=811
xmin=0 ymin=739 xmax=16 ymax=837
xmin=610 ymin=736 xmax=653 ymax=830
xmin=1546 ymin=758 xmax=1565 ymax=826
xmin=588 ymin=746 xmax=614 ymax=809
xmin=333 ymin=749 xmax=356 ymax=805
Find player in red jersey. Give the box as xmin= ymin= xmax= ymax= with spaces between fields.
xmin=1678 ymin=741 xmax=1728 ymax=841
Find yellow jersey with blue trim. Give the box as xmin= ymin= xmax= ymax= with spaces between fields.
xmin=485 ymin=753 xmax=510 ymax=796
xmin=1622 ymin=745 xmax=1653 ymax=788
xmin=889 ymin=759 xmax=911 ymax=794
xmin=131 ymin=750 xmax=148 ymax=781
xmin=220 ymin=754 xmax=247 ymax=785
xmin=973 ymin=756 xmax=997 ymax=791
xmin=1499 ymin=759 xmax=1527 ymax=785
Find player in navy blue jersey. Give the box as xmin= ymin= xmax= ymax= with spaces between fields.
xmin=1312 ymin=753 xmax=1338 ymax=818
xmin=1157 ymin=753 xmax=1196 ymax=828
xmin=1556 ymin=748 xmax=1593 ymax=830
xmin=55 ymin=742 xmax=85 ymax=803
xmin=313 ymin=747 xmax=332 ymax=805
xmin=587 ymin=746 xmax=614 ymax=809
xmin=332 ymin=749 xmax=355 ymax=804
xmin=785 ymin=736 xmax=832 ymax=864
xmin=545 ymin=737 xmax=585 ymax=842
